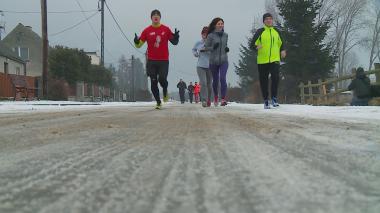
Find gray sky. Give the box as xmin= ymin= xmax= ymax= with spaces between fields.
xmin=1 ymin=0 xmax=267 ymax=92
xmin=1 ymin=0 xmax=372 ymax=92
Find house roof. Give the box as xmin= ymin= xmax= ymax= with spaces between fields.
xmin=85 ymin=51 xmax=98 ymax=55
xmin=0 ymin=41 xmax=25 ymax=64
xmin=2 ymin=23 xmax=42 ymax=44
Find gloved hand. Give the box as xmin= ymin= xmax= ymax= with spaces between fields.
xmin=134 ymin=33 xmax=140 ymax=45
xmin=213 ymin=42 xmax=220 ymax=50
xmin=256 ymin=44 xmax=263 ymax=50
xmin=173 ymin=28 xmax=180 ymax=39
xmin=170 ymin=28 xmax=180 ymax=45
xmin=225 ymin=47 xmax=230 ymax=53
xmin=281 ymin=50 xmax=287 ymax=59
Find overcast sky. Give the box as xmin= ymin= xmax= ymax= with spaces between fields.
xmin=1 ymin=0 xmax=269 ymax=92
xmin=1 ymin=0 xmax=372 ymax=92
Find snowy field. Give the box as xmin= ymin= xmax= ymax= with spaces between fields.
xmin=0 ymin=101 xmax=162 ymax=114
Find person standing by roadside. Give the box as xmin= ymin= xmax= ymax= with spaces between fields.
xmin=134 ymin=9 xmax=180 ymax=109
xmin=204 ymin=17 xmax=229 ymax=106
xmin=177 ymin=79 xmax=187 ymax=104
xmin=348 ymin=67 xmax=371 ymax=106
xmin=251 ymin=13 xmax=286 ymax=109
xmin=192 ymin=26 xmax=212 ymax=107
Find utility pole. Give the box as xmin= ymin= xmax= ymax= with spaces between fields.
xmin=100 ymin=0 xmax=105 ymax=66
xmin=41 ymin=0 xmax=48 ymax=98
xmin=131 ymin=55 xmax=135 ymax=102
xmin=0 ymin=11 xmax=5 ymax=40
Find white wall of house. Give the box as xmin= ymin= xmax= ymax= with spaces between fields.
xmin=86 ymin=53 xmax=100 ymax=65
xmin=0 ymin=56 xmax=25 ymax=75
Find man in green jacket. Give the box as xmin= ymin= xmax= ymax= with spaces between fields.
xmin=251 ymin=13 xmax=286 ymax=109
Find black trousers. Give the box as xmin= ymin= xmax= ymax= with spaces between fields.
xmin=147 ymin=60 xmax=169 ymax=103
xmin=179 ymin=91 xmax=185 ymax=103
xmin=258 ymin=62 xmax=280 ymax=100
xmin=188 ymin=93 xmax=193 ymax=103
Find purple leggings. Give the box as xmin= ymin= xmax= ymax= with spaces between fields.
xmin=210 ymin=62 xmax=228 ymax=99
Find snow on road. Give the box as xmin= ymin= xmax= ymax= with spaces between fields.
xmin=1 ymin=101 xmax=380 ymax=123
xmin=0 ymin=102 xmax=379 ymax=213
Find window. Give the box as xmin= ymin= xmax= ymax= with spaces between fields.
xmin=4 ymin=62 xmax=8 ymax=74
xmin=16 ymin=67 xmax=21 ymax=75
xmin=20 ymin=48 xmax=29 ymax=60
xmin=17 ymin=47 xmax=29 ymax=60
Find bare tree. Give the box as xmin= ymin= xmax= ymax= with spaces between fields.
xmin=265 ymin=0 xmax=282 ymax=24
xmin=342 ymin=52 xmax=360 ymax=87
xmin=362 ymin=0 xmax=380 ymax=70
xmin=377 ymin=42 xmax=380 ymax=62
xmin=343 ymin=52 xmax=359 ymax=74
xmin=117 ymin=55 xmax=128 ymax=93
xmin=317 ymin=0 xmax=338 ymax=24
xmin=328 ymin=0 xmax=367 ymax=87
xmin=271 ymin=0 xmax=336 ymax=25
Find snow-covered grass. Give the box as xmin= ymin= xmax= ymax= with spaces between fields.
xmin=229 ymin=102 xmax=380 ymax=123
xmin=0 ymin=101 xmax=159 ymax=114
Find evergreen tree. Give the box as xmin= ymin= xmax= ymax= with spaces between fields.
xmin=235 ymin=25 xmax=260 ymax=102
xmin=49 ymin=46 xmax=85 ymax=84
xmin=277 ymin=0 xmax=336 ymax=100
xmin=90 ymin=65 xmax=113 ymax=87
xmin=49 ymin=46 xmax=112 ymax=86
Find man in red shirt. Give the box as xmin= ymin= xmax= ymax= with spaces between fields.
xmin=134 ymin=9 xmax=179 ymax=109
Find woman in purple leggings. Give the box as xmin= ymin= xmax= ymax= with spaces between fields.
xmin=204 ymin=17 xmax=229 ymax=106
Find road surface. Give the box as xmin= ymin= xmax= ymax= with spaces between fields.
xmin=0 ymin=103 xmax=379 ymax=213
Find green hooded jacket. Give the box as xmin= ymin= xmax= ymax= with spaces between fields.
xmin=251 ymin=26 xmax=284 ymax=64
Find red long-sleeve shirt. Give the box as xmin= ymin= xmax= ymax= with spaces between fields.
xmin=139 ymin=24 xmax=174 ymax=61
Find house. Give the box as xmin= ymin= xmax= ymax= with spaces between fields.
xmin=0 ymin=42 xmax=26 ymax=75
xmin=1 ymin=23 xmax=43 ymax=77
xmin=0 ymin=41 xmax=36 ymax=99
xmin=85 ymin=51 xmax=100 ymax=65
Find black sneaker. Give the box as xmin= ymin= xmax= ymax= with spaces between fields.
xmin=271 ymin=97 xmax=279 ymax=107
xmin=264 ymin=100 xmax=270 ymax=109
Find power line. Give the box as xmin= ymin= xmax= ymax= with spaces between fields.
xmin=49 ymin=11 xmax=99 ymax=36
xmin=74 ymin=0 xmax=101 ymax=42
xmin=104 ymin=1 xmax=145 ymax=55
xmin=74 ymin=0 xmax=117 ymax=63
xmin=0 ymin=9 xmax=99 ymax=14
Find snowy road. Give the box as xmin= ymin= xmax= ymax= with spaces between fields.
xmin=0 ymin=103 xmax=379 ymax=213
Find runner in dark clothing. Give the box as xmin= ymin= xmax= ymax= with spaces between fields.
xmin=134 ymin=9 xmax=179 ymax=109
xmin=188 ymin=82 xmax=194 ymax=104
xmin=177 ymin=79 xmax=187 ymax=104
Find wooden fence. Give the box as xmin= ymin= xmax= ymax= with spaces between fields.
xmin=0 ymin=72 xmax=38 ymax=100
xmin=299 ymin=63 xmax=380 ymax=105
